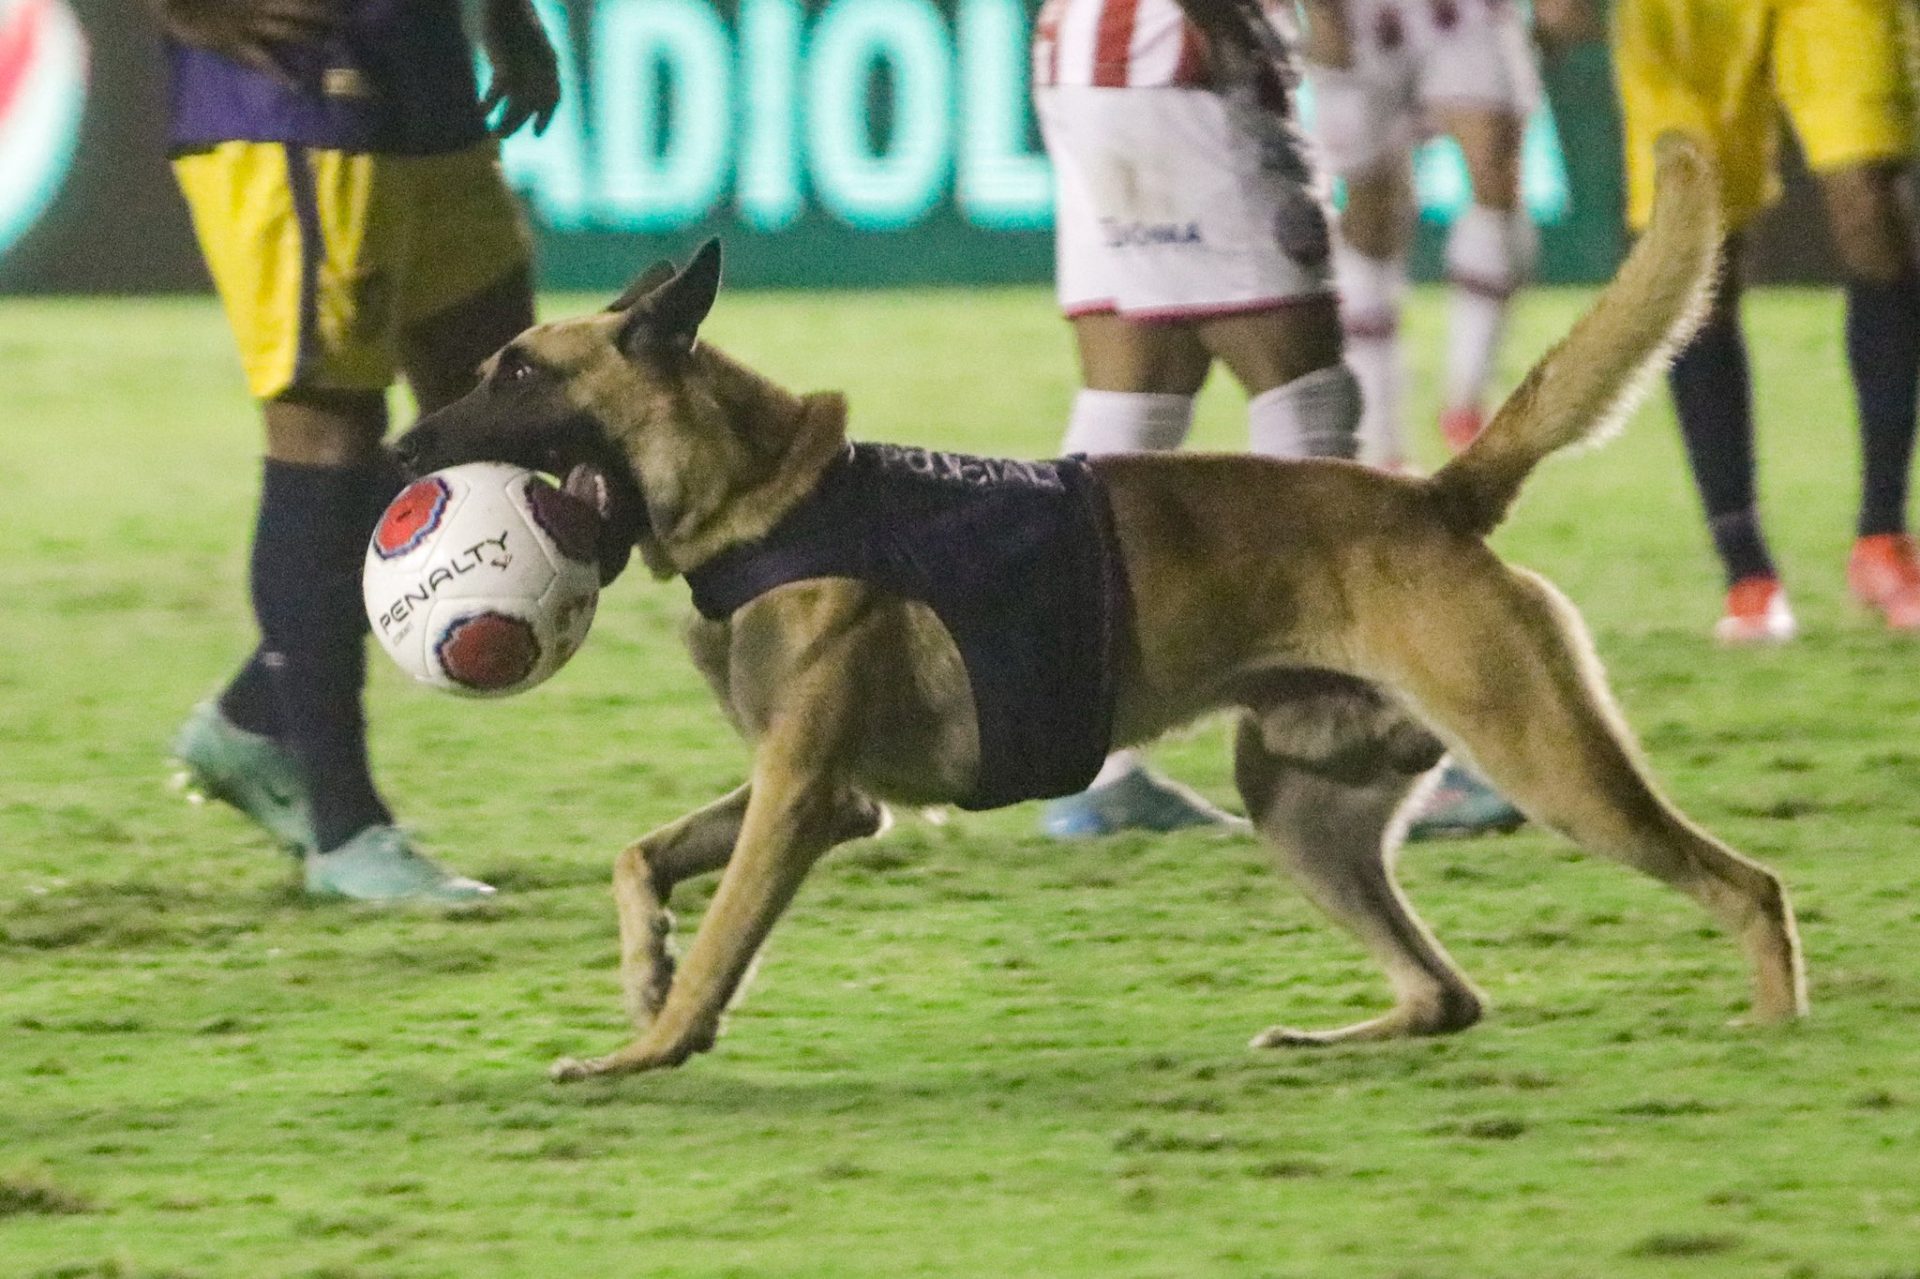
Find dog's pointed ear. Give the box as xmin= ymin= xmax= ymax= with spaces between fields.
xmin=618 ymin=240 xmax=722 ymax=359
xmin=607 ymin=260 xmax=675 ymax=313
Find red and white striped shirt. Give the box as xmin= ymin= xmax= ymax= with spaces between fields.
xmin=1031 ymin=0 xmax=1214 ymax=89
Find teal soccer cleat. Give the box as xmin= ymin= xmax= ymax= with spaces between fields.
xmin=171 ymin=701 xmax=314 ymax=854
xmin=1405 ymin=763 xmax=1526 ymax=842
xmin=1041 ymin=764 xmax=1249 ymax=839
xmin=303 ymin=825 xmax=495 ymax=905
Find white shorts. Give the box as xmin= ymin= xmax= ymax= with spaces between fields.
xmin=1305 ymin=0 xmax=1540 ymax=178
xmin=1037 ymin=85 xmax=1336 ymax=321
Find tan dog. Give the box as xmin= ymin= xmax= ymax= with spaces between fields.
xmin=398 ymin=136 xmax=1805 ymax=1082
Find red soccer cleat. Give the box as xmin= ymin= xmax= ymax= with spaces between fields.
xmin=1847 ymin=533 xmax=1920 ymax=631
xmin=1439 ymin=405 xmax=1485 ymax=453
xmin=1714 ymin=574 xmax=1797 ymax=645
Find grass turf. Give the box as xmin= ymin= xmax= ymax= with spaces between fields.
xmin=2 ymin=287 xmax=1918 ymax=1279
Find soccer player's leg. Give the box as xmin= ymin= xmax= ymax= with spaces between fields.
xmin=297 ymin=143 xmax=544 ymax=900
xmin=1431 ymin=106 xmax=1533 ymax=452
xmin=1303 ymin=52 xmax=1415 ymax=468
xmin=1780 ymin=0 xmax=1920 ymax=629
xmin=1036 ymin=85 xmax=1247 ymax=839
xmin=1612 ymin=0 xmax=1794 ymax=641
xmin=171 ymin=142 xmax=490 ymax=901
xmin=1421 ymin=15 xmax=1540 ymax=452
xmin=1331 ymin=167 xmax=1414 ymax=470
xmin=1048 ymin=316 xmax=1240 ymax=838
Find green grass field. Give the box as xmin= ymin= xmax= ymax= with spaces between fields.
xmin=3 ymin=287 xmax=1919 ymax=1279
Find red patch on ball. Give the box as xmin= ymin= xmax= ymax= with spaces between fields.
xmin=522 ymin=476 xmax=601 ymax=566
xmin=374 ymin=477 xmax=451 ymax=560
xmin=435 ymin=611 xmax=542 ymax=691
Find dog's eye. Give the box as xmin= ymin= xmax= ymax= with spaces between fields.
xmin=496 ymin=351 xmax=540 ymax=385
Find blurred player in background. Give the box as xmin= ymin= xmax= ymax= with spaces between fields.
xmin=1613 ymin=0 xmax=1920 ymax=640
xmin=1031 ymin=0 xmax=1358 ymax=836
xmin=153 ymin=0 xmax=558 ymax=901
xmin=1031 ymin=0 xmax=1523 ymax=838
xmin=1299 ymin=0 xmax=1558 ymax=466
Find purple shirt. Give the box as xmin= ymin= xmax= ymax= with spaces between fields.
xmin=166 ymin=0 xmax=486 ymax=155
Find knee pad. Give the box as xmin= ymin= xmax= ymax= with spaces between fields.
xmin=1248 ymin=364 xmax=1362 ymax=461
xmin=1062 ymin=389 xmax=1195 ymax=456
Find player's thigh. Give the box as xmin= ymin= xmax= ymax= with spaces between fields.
xmin=1195 ymin=296 xmax=1344 ymax=397
xmin=1071 ymin=312 xmax=1211 ymax=395
xmin=396 ymin=143 xmax=535 ymax=413
xmin=1610 ymin=0 xmax=1777 ymax=231
xmin=1431 ymin=105 xmax=1524 ymax=211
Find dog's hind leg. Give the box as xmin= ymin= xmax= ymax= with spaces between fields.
xmin=1233 ymin=685 xmax=1484 ymax=1045
xmin=613 ymin=784 xmax=886 ymax=1031
xmin=1371 ymin=565 xmax=1806 ymax=1025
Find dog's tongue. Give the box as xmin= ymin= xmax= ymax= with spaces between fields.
xmin=562 ymin=463 xmax=613 ymax=519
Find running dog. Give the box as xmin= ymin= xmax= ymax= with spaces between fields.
xmin=397 ymin=135 xmax=1806 ymax=1082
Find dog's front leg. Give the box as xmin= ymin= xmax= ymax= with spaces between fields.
xmin=613 ymin=784 xmax=754 ymax=1030
xmin=553 ymin=757 xmax=845 ymax=1082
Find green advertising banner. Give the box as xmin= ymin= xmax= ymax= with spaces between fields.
xmin=498 ymin=0 xmax=1629 ymax=289
xmin=1 ymin=0 xmax=1633 ymax=293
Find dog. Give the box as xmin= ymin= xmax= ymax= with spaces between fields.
xmin=397 ymin=135 xmax=1805 ymax=1083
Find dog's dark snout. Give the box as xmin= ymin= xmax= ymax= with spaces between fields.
xmin=392 ymin=425 xmax=434 ymax=477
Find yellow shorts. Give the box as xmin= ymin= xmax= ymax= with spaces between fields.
xmin=173 ymin=141 xmax=531 ymax=400
xmin=1613 ymin=0 xmax=1918 ymax=230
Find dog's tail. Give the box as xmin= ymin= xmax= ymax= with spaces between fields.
xmin=1425 ymin=133 xmax=1721 ymax=539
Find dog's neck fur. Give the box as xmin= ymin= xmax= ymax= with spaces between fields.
xmin=639 ymin=344 xmax=850 ymax=577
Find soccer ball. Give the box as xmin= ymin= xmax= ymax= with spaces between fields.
xmin=363 ymin=462 xmax=601 ymax=697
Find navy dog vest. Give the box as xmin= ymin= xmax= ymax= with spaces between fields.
xmin=683 ymin=443 xmax=1130 ymax=811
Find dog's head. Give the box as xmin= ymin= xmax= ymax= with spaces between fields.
xmin=396 ymin=241 xmax=849 ymax=582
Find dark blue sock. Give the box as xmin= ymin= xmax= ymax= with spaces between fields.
xmin=216 ymin=650 xmax=281 ymax=738
xmin=252 ymin=458 xmax=394 ymax=851
xmin=1847 ymin=271 xmax=1920 ymax=537
xmin=1669 ymin=309 xmax=1774 ymax=584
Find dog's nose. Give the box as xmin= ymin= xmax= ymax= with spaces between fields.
xmin=392 ymin=425 xmax=433 ymax=477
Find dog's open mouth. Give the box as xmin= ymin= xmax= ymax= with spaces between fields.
xmin=561 ymin=462 xmax=639 ymax=585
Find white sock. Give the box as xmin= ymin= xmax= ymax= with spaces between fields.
xmin=1091 ymin=749 xmax=1142 ymax=789
xmin=1444 ymin=205 xmax=1536 ymax=414
xmin=1334 ymin=242 xmax=1409 ymax=469
xmin=1247 ymin=365 xmax=1362 ymax=460
xmin=1061 ymin=389 xmax=1194 ymax=456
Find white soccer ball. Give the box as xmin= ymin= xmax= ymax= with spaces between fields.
xmin=362 ymin=462 xmax=601 ymax=697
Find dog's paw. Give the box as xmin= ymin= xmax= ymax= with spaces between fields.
xmin=1249 ymin=1025 xmax=1338 ymax=1050
xmin=549 ymin=1055 xmax=603 ymax=1083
